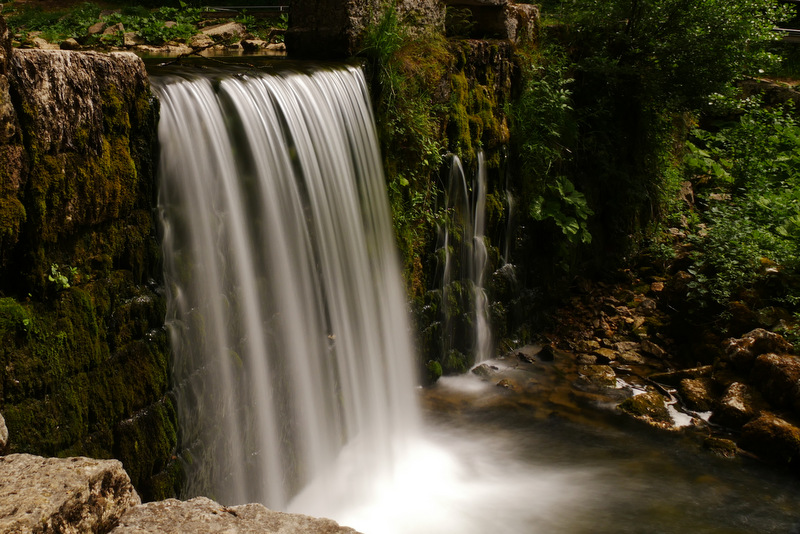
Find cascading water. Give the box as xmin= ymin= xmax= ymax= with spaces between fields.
xmin=155 ymin=64 xmax=418 ymax=510
xmin=437 ymin=153 xmax=492 ymax=366
xmin=151 ymin=61 xmax=800 ymax=534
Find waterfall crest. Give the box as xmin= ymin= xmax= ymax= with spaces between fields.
xmin=154 ymin=64 xmax=419 ymax=509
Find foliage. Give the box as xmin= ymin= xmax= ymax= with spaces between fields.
xmin=510 ymin=43 xmax=593 ymax=269
xmin=675 ymin=99 xmax=800 ymax=310
xmin=557 ymin=0 xmax=791 ymax=109
xmin=359 ymin=2 xmax=448 ymax=294
xmin=6 ymin=2 xmax=102 ymax=42
xmin=102 ymin=3 xmax=206 ymax=45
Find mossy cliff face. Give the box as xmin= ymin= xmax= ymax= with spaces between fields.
xmin=0 ymin=16 xmax=178 ymax=502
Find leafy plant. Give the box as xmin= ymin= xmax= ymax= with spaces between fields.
xmin=48 ymin=264 xmax=76 ymax=291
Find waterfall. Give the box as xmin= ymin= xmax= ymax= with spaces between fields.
xmin=436 ymin=153 xmax=492 ymax=367
xmin=154 ymin=64 xmax=419 ymax=510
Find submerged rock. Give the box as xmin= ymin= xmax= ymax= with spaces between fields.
xmin=0 ymin=454 xmax=140 ymax=534
xmin=111 ymin=497 xmax=360 ymax=534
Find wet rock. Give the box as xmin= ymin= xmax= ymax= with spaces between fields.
xmin=739 ymin=413 xmax=800 ymax=469
xmin=577 ymin=364 xmax=616 ymax=388
xmin=750 ymin=353 xmax=800 ymax=413
xmin=537 ymin=344 xmax=556 ymax=361
xmin=617 ymin=350 xmax=645 ymax=365
xmin=576 ymin=353 xmax=597 ymax=365
xmin=472 ymin=363 xmax=500 ymax=381
xmin=614 ymin=341 xmax=641 ymax=353
xmin=111 ymin=497 xmax=360 ymax=533
xmin=711 ymin=382 xmax=764 ymax=428
xmin=724 ymin=328 xmax=793 ymax=373
xmin=619 ymin=391 xmax=672 ymax=426
xmin=649 ymin=365 xmax=713 ymax=387
xmin=703 ymin=436 xmax=738 ymax=458
xmin=575 ymin=339 xmax=601 ymax=352
xmin=593 ymin=347 xmax=617 ymax=364
xmin=0 ymin=454 xmax=140 ymax=534
xmin=201 ymin=21 xmax=246 ymax=41
xmin=496 ymin=378 xmax=517 ymax=391
xmin=678 ymin=377 xmax=716 ymax=412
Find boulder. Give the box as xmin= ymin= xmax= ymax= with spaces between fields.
xmin=750 ymin=352 xmax=800 ymax=414
xmin=0 ymin=454 xmax=140 ymax=534
xmin=124 ymin=32 xmax=146 ymax=47
xmin=60 ymin=38 xmax=81 ymax=50
xmin=619 ymin=391 xmax=672 ymax=426
xmin=87 ymin=21 xmax=106 ymax=36
xmin=711 ymin=382 xmax=763 ymax=428
xmin=739 ymin=413 xmax=800 ymax=468
xmin=103 ymin=23 xmax=126 ymax=36
xmin=576 ymin=364 xmax=616 ymax=388
xmin=724 ymin=328 xmax=793 ymax=373
xmin=189 ymin=33 xmax=215 ymax=49
xmin=110 ymin=496 xmax=360 ymax=533
xmin=678 ymin=377 xmax=716 ymax=412
xmin=201 ymin=21 xmax=246 ymax=41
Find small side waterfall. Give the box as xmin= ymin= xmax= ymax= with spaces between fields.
xmin=436 ymin=153 xmax=492 ymax=367
xmin=155 ymin=65 xmax=418 ymax=509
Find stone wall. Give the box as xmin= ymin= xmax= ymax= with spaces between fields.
xmin=0 ymin=15 xmax=178 ymax=502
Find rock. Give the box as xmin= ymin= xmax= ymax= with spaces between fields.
xmin=703 ymin=436 xmax=738 ymax=458
xmin=30 ymin=36 xmax=60 ymax=50
xmin=0 ymin=454 xmax=140 ymax=534
xmin=614 ymin=341 xmax=640 ymax=353
xmin=189 ymin=33 xmax=215 ymax=49
xmin=60 ymin=37 xmax=81 ymax=50
xmin=124 ymin=32 xmax=146 ymax=47
xmin=649 ymin=365 xmax=713 ymax=387
xmin=678 ymin=377 xmax=716 ymax=412
xmin=287 ymin=0 xmax=444 ymax=58
xmin=593 ymin=347 xmax=617 ymax=364
xmin=711 ymin=382 xmax=763 ymax=428
xmin=724 ymin=328 xmax=793 ymax=373
xmin=750 ymin=353 xmax=800 ymax=414
xmin=103 ymin=22 xmax=125 ymax=36
xmin=164 ymin=21 xmax=178 ymax=29
xmin=577 ymin=364 xmax=616 ymax=388
xmin=739 ymin=413 xmax=800 ymax=468
xmin=639 ymin=339 xmax=667 ymax=359
xmin=241 ymin=38 xmax=268 ymax=52
xmin=503 ymin=3 xmax=538 ymax=44
xmin=472 ymin=362 xmax=500 ymax=381
xmin=617 ymin=350 xmax=645 ymax=365
xmin=266 ymin=43 xmax=287 ymax=53
xmin=619 ymin=391 xmax=672 ymax=425
xmin=110 ymin=497 xmax=360 ymax=533
xmin=576 ymin=353 xmax=597 ymax=365
xmin=201 ymin=21 xmax=246 ymax=41
xmin=87 ymin=21 xmax=106 ymax=35
xmin=0 ymin=412 xmax=8 ymax=454
xmin=537 ymin=344 xmax=556 ymax=361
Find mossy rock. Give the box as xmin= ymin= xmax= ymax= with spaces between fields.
xmin=619 ymin=391 xmax=672 ymax=425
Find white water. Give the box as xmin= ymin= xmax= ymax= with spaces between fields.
xmin=438 ymin=154 xmax=492 ymax=364
xmin=155 ymin=65 xmax=418 ymax=509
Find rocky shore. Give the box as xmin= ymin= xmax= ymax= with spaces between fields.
xmin=0 ymin=452 xmax=359 ymax=534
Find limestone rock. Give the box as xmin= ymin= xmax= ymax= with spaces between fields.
xmin=577 ymin=364 xmax=616 ymax=388
xmin=30 ymin=37 xmax=60 ymax=50
xmin=711 ymin=382 xmax=763 ymax=428
xmin=739 ymin=413 xmax=800 ymax=468
xmin=87 ymin=21 xmax=106 ymax=36
xmin=124 ymin=32 xmax=146 ymax=47
xmin=619 ymin=391 xmax=672 ymax=426
xmin=60 ymin=38 xmax=81 ymax=50
xmin=750 ymin=352 xmax=800 ymax=414
xmin=241 ymin=38 xmax=268 ymax=52
xmin=0 ymin=454 xmax=141 ymax=534
xmin=678 ymin=377 xmax=716 ymax=412
xmin=0 ymin=15 xmax=11 ymax=74
xmin=0 ymin=412 xmax=8 ymax=454
xmin=111 ymin=496 xmax=360 ymax=533
xmin=201 ymin=21 xmax=246 ymax=41
xmin=724 ymin=328 xmax=793 ymax=373
xmin=103 ymin=23 xmax=126 ymax=36
xmin=189 ymin=33 xmax=215 ymax=49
